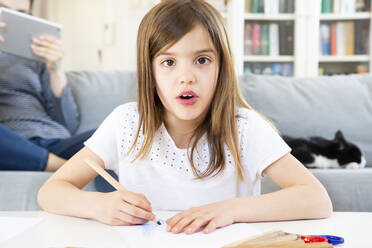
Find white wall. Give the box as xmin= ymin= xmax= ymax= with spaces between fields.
xmin=33 ymin=0 xmax=160 ymax=71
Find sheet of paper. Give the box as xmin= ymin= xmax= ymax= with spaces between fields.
xmin=114 ymin=211 xmax=261 ymax=248
xmin=0 ymin=217 xmax=43 ymax=244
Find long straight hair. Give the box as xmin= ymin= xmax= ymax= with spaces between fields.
xmin=131 ymin=0 xmax=254 ymax=180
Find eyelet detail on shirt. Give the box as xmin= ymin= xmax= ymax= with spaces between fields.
xmin=116 ymin=103 xmax=245 ymax=178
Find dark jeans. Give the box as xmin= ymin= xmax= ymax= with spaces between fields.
xmin=0 ymin=123 xmax=94 ymax=171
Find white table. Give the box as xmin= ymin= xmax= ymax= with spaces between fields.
xmin=0 ymin=211 xmax=371 ymax=248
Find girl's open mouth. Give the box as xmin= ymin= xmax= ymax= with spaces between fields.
xmin=177 ymin=90 xmax=198 ymax=105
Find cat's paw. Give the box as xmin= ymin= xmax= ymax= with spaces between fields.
xmin=345 ymin=156 xmax=367 ymax=169
xmin=345 ymin=162 xmax=362 ymax=169
xmin=345 ymin=163 xmax=359 ymax=169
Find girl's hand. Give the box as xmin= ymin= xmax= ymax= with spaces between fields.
xmin=31 ymin=35 xmax=64 ymax=73
xmin=94 ymin=190 xmax=155 ymax=226
xmin=166 ymin=199 xmax=239 ymax=234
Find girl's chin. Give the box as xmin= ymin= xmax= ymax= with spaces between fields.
xmin=164 ymin=104 xmax=206 ymax=123
xmin=176 ymin=112 xmax=206 ymax=123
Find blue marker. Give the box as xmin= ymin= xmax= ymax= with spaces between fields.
xmin=157 ymin=219 xmax=165 ymax=225
xmin=315 ymin=235 xmax=344 ymax=245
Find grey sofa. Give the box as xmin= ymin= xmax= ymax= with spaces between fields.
xmin=1 ymin=71 xmax=371 ymax=212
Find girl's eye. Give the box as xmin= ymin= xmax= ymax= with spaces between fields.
xmin=161 ymin=59 xmax=175 ymax=67
xmin=196 ymin=57 xmax=210 ymax=65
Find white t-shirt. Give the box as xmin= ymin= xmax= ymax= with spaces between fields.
xmin=85 ymin=102 xmax=290 ymax=210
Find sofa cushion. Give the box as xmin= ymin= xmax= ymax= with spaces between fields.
xmin=239 ymin=73 xmax=372 ymax=167
xmin=67 ymin=71 xmax=137 ymax=134
xmin=0 ymin=171 xmax=97 ymax=211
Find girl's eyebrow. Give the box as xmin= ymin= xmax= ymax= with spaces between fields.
xmin=158 ymin=48 xmax=216 ymax=56
xmin=194 ymin=48 xmax=215 ymax=55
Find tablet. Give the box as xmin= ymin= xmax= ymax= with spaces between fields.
xmin=0 ymin=7 xmax=62 ymax=62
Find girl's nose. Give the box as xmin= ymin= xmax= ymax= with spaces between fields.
xmin=178 ymin=72 xmax=196 ymax=84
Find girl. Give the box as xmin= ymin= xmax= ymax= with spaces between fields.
xmin=38 ymin=0 xmax=332 ymax=235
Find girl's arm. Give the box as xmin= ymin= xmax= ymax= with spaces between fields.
xmin=37 ymin=147 xmax=155 ymax=225
xmin=166 ymin=153 xmax=332 ymax=234
xmin=235 ymin=153 xmax=333 ymax=222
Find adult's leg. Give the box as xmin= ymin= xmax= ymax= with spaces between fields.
xmin=0 ymin=124 xmax=49 ymax=171
xmin=28 ymin=137 xmax=67 ymax=171
xmin=46 ymin=130 xmax=96 ymax=159
xmin=44 ymin=129 xmax=116 ymax=192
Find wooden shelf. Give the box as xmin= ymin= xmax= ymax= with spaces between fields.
xmin=320 ymin=12 xmax=371 ymax=20
xmin=244 ymin=13 xmax=295 ymax=21
xmin=244 ymin=56 xmax=294 ymax=62
xmin=319 ymin=55 xmax=370 ymax=62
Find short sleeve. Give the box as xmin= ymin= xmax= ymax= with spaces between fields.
xmin=238 ymin=109 xmax=291 ymax=180
xmin=84 ymin=106 xmax=122 ymax=171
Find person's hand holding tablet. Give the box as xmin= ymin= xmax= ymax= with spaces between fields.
xmin=0 ymin=21 xmax=5 ymax=42
xmin=0 ymin=19 xmax=64 ymax=74
xmin=0 ymin=8 xmax=67 ymax=97
xmin=31 ymin=35 xmax=64 ymax=74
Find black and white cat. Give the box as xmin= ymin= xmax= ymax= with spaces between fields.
xmin=283 ymin=130 xmax=366 ymax=169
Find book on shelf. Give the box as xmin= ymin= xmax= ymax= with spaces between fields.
xmin=319 ymin=20 xmax=369 ymax=56
xmin=279 ymin=0 xmax=286 ymax=13
xmin=269 ymin=23 xmax=279 ymax=56
xmin=279 ymin=21 xmax=294 ymax=55
xmin=252 ymin=23 xmax=261 ymax=55
xmin=333 ymin=0 xmax=340 ymax=13
xmin=287 ymin=0 xmax=295 ymax=12
xmin=344 ymin=21 xmax=355 ymax=55
xmin=250 ymin=0 xmax=260 ymax=13
xmin=264 ymin=0 xmax=279 ymax=14
xmin=261 ymin=24 xmax=270 ymax=55
xmin=245 ymin=0 xmax=251 ymax=13
xmin=336 ymin=21 xmax=346 ymax=55
xmin=244 ymin=22 xmax=293 ymax=56
xmin=246 ymin=0 xmax=295 ymax=13
xmin=320 ymin=23 xmax=331 ymax=55
xmin=244 ymin=62 xmax=293 ymax=76
xmin=322 ymin=0 xmax=333 ymax=13
xmin=322 ymin=0 xmax=371 ymax=13
xmin=244 ymin=23 xmax=253 ymax=55
xmin=330 ymin=22 xmax=337 ymax=55
xmin=258 ymin=0 xmax=265 ymax=13
xmin=355 ymin=20 xmax=370 ymax=54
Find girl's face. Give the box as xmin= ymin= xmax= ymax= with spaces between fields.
xmin=152 ymin=24 xmax=219 ymax=128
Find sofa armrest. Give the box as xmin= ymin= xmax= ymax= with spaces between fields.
xmin=261 ymin=168 xmax=372 ymax=212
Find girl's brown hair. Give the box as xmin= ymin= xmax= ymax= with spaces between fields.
xmin=131 ymin=0 xmax=253 ymax=180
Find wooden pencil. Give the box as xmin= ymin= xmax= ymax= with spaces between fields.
xmin=84 ymin=159 xmax=160 ymax=225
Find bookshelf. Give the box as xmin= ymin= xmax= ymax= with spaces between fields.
xmin=225 ymin=0 xmax=306 ymax=76
xmin=212 ymin=0 xmax=371 ymax=77
xmin=319 ymin=0 xmax=371 ymax=75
